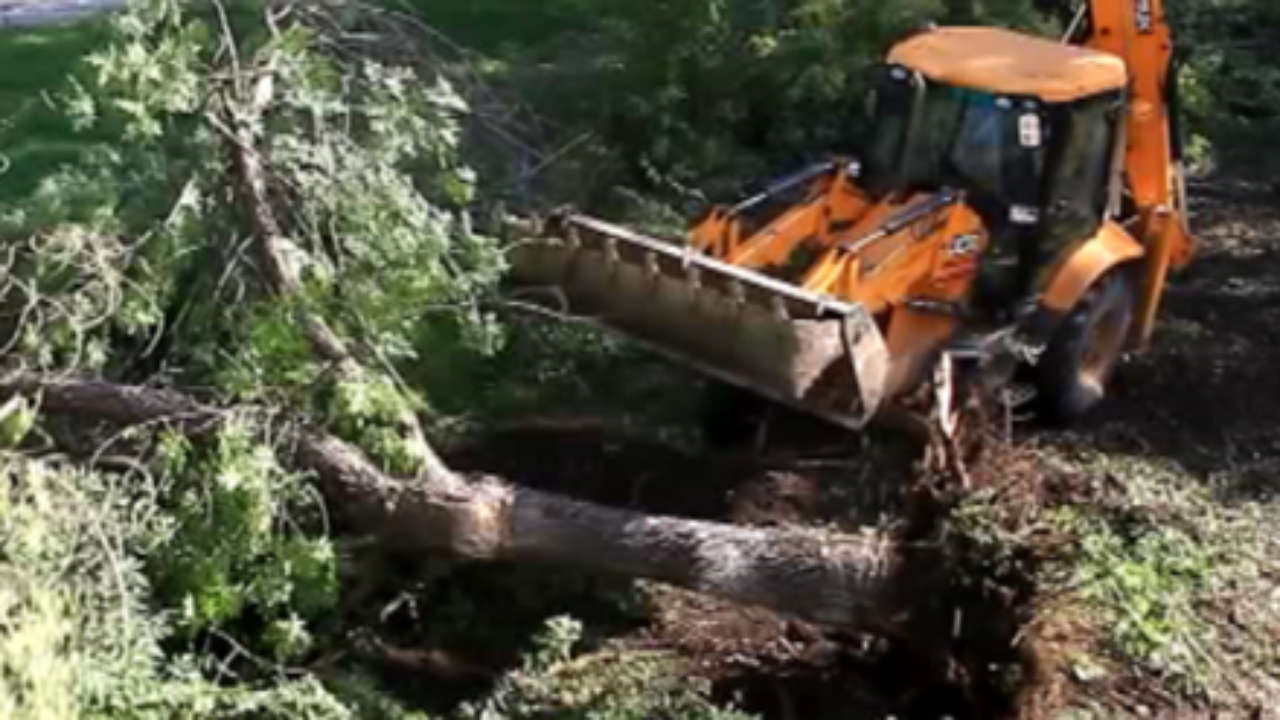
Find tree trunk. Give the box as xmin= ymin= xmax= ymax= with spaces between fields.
xmin=301 ymin=433 xmax=906 ymax=627
xmin=3 ymin=372 xmax=928 ymax=630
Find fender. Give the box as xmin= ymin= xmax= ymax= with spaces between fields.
xmin=1004 ymin=220 xmax=1145 ymax=352
xmin=1039 ymin=219 xmax=1145 ymax=315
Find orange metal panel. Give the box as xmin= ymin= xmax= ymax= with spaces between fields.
xmin=724 ymin=201 xmax=826 ymax=267
xmin=1040 ymin=219 xmax=1145 ymax=313
xmin=889 ymin=26 xmax=1127 ymax=103
xmin=882 ymin=310 xmax=958 ymax=398
xmin=1086 ymin=0 xmax=1174 ymax=211
xmin=1132 ymin=206 xmax=1182 ymax=347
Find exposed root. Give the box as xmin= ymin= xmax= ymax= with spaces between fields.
xmin=353 ymin=632 xmax=495 ymax=684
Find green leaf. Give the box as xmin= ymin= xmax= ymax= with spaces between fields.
xmin=0 ymin=394 xmax=38 ymax=450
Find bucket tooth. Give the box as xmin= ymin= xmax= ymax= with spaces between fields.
xmin=685 ymin=262 xmax=701 ymax=288
xmin=504 ymin=214 xmax=890 ymax=430
xmin=771 ymin=295 xmax=789 ymax=320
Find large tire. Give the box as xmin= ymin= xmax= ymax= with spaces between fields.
xmin=1033 ymin=268 xmax=1137 ymax=424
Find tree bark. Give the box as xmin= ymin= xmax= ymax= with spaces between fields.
xmin=4 ymin=372 xmax=926 ymax=629
xmin=225 ymin=71 xmax=360 ymax=371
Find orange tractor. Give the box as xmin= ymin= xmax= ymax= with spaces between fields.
xmin=505 ymin=0 xmax=1195 ymax=439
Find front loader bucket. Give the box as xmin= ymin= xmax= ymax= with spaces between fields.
xmin=504 ymin=214 xmax=891 ymax=430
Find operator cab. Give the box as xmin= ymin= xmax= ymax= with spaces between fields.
xmin=858 ymin=26 xmax=1129 ymax=313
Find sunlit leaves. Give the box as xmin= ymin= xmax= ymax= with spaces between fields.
xmin=153 ymin=420 xmax=337 ymax=640
xmin=216 ymin=299 xmax=322 ymax=401
xmin=263 ymin=613 xmax=313 ymax=662
xmin=0 ymin=453 xmax=351 ymax=718
xmin=324 ymin=374 xmax=429 ymax=476
xmin=0 ymin=394 xmax=38 ymax=450
xmin=84 ymin=0 xmax=206 ymax=141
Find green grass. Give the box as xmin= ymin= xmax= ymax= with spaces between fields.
xmin=958 ymin=444 xmax=1280 ymax=713
xmin=0 ymin=17 xmax=114 ymax=203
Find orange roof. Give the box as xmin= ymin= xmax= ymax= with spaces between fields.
xmin=887 ymin=26 xmax=1127 ymax=103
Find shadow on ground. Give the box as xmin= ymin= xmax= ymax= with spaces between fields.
xmin=1074 ymin=195 xmax=1280 ymax=498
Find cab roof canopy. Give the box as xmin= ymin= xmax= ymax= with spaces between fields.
xmin=887 ymin=26 xmax=1128 ymax=104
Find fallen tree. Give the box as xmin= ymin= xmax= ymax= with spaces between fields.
xmin=5 ymin=370 xmax=916 ymax=629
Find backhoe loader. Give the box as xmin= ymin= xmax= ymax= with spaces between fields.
xmin=504 ymin=0 xmax=1196 ymax=438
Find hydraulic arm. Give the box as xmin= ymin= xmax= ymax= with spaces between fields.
xmin=1081 ymin=0 xmax=1196 ymax=344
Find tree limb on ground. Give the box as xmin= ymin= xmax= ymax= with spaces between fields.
xmin=218 ymin=49 xmax=458 ymax=489
xmin=1 ymin=371 xmax=935 ymax=631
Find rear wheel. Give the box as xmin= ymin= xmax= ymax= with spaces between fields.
xmin=1033 ymin=268 xmax=1137 ymax=424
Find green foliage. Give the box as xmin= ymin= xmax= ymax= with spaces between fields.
xmin=1 ymin=0 xmax=505 ymax=426
xmin=1161 ymin=0 xmax=1280 ymax=177
xmin=0 ymin=161 xmax=135 ymax=372
xmin=0 ymin=17 xmax=118 ymax=203
xmin=953 ymin=444 xmax=1280 ymax=706
xmin=0 ymin=1 xmax=529 ymax=711
xmin=259 ymin=39 xmax=507 ymax=362
xmin=323 ymin=373 xmax=431 ymax=475
xmin=0 ymin=452 xmax=357 ymax=719
xmin=0 ymin=393 xmax=38 ymax=449
xmin=150 ymin=420 xmax=337 ymax=650
xmin=458 ymin=615 xmax=758 ymax=720
xmin=216 ymin=299 xmax=323 ymax=402
xmin=409 ymin=316 xmax=629 ymax=418
xmin=82 ymin=0 xmax=207 ymax=141
xmin=423 ymin=0 xmax=1061 ymax=212
xmin=0 ymin=460 xmax=81 ymax=719
xmin=1055 ymin=506 xmax=1214 ymax=686
xmin=1038 ymin=451 xmax=1279 ymax=702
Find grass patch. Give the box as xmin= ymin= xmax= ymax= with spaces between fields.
xmin=1076 ymin=453 xmax=1280 ymax=704
xmin=0 ymin=16 xmax=115 ymax=203
xmin=959 ymin=443 xmax=1280 ymax=714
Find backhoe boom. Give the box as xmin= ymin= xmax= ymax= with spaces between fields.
xmin=1081 ymin=0 xmax=1195 ymax=344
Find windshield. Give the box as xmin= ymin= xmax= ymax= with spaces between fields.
xmin=860 ymin=65 xmax=915 ymax=196
xmin=947 ymin=89 xmax=1046 ymax=211
xmin=859 ymin=65 xmax=1047 ymax=216
xmin=1040 ymin=92 xmax=1120 ymax=252
xmin=859 ymin=64 xmax=1121 ymax=243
